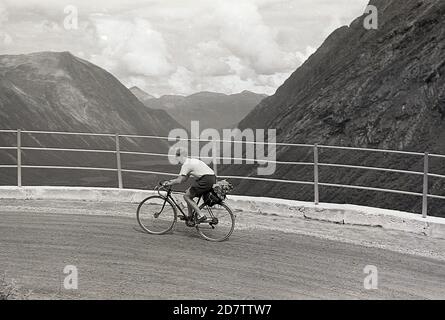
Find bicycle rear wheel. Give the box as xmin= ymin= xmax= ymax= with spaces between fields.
xmin=196 ymin=203 xmax=235 ymax=242
xmin=137 ymin=196 xmax=177 ymax=235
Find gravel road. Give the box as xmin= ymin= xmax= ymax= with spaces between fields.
xmin=0 ymin=200 xmax=444 ymax=299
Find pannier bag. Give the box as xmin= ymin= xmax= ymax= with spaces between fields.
xmin=203 ymin=180 xmax=234 ymax=207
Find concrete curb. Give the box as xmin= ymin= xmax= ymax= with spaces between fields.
xmin=1 ymin=186 xmax=444 ymax=240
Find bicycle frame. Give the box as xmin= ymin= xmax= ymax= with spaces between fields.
xmin=156 ymin=186 xmax=206 ymax=220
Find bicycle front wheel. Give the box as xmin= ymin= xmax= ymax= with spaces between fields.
xmin=137 ymin=196 xmax=177 ymax=235
xmin=196 ymin=203 xmax=235 ymax=242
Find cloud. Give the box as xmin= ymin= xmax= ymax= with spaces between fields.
xmin=212 ymin=0 xmax=298 ymax=75
xmin=0 ymin=0 xmax=370 ymax=96
xmin=168 ymin=66 xmax=195 ymax=94
xmin=90 ymin=16 xmax=173 ymax=77
xmin=185 ymin=41 xmax=233 ymax=77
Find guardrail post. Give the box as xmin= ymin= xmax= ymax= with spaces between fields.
xmin=17 ymin=129 xmax=22 ymax=187
xmin=314 ymin=144 xmax=319 ymax=205
xmin=422 ymin=152 xmax=429 ymax=218
xmin=115 ymin=133 xmax=123 ymax=189
xmin=212 ymin=140 xmax=218 ymax=176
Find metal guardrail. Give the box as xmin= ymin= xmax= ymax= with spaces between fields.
xmin=0 ymin=129 xmax=444 ymax=218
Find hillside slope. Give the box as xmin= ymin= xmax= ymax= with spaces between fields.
xmin=224 ymin=0 xmax=445 ymax=216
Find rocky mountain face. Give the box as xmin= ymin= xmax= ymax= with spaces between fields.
xmin=133 ymin=88 xmax=267 ymax=130
xmin=223 ymin=0 xmax=445 ymax=216
xmin=0 ymin=52 xmax=183 ymax=187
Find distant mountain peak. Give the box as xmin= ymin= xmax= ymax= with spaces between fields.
xmin=129 ymin=86 xmax=156 ymax=101
xmin=239 ymin=90 xmax=268 ymax=98
xmin=188 ymin=91 xmax=227 ymax=98
xmin=132 ymin=89 xmax=267 ymax=130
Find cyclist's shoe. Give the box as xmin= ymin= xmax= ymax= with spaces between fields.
xmin=185 ymin=217 xmax=195 ymax=227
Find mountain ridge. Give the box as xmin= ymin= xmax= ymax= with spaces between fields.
xmin=225 ymin=0 xmax=445 ymax=216
xmin=130 ymin=86 xmax=267 ymax=130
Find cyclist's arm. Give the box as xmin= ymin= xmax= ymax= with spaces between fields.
xmin=166 ymin=175 xmax=188 ymax=186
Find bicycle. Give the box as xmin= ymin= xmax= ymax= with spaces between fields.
xmin=136 ymin=182 xmax=235 ymax=242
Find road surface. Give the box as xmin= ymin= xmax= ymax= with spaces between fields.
xmin=0 ymin=199 xmax=444 ymax=299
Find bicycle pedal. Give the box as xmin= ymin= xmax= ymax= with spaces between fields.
xmin=185 ymin=220 xmax=195 ymax=227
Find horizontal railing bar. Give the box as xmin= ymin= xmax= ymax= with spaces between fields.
xmin=22 ymin=165 xmax=117 ymax=172
xmin=0 ymin=165 xmax=17 ymax=168
xmin=0 ymin=130 xmax=17 ymax=133
xmin=318 ymin=163 xmax=423 ymax=176
xmin=21 ymin=147 xmax=116 ymax=154
xmin=0 ymin=147 xmax=16 ymax=150
xmin=17 ymin=146 xmax=436 ymax=170
xmin=120 ymin=134 xmax=168 ymax=141
xmin=121 ymin=151 xmax=314 ymax=166
xmin=428 ymin=194 xmax=445 ymax=200
xmin=22 ymin=131 xmax=297 ymax=146
xmin=319 ymin=182 xmax=423 ymax=197
xmin=250 ymin=160 xmax=313 ymax=166
xmin=120 ymin=134 xmax=313 ymax=147
xmin=121 ymin=169 xmax=177 ymax=177
xmin=218 ymin=175 xmax=314 ymax=185
xmin=318 ymin=144 xmax=424 ymax=156
xmin=120 ymin=151 xmax=170 ymax=157
xmin=429 ymin=173 xmax=445 ymax=179
xmin=200 ymin=155 xmax=313 ymax=165
xmin=21 ymin=130 xmax=115 ymax=137
xmin=430 ymin=153 xmax=445 ymax=159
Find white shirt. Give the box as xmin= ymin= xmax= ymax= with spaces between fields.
xmin=180 ymin=158 xmax=215 ymax=179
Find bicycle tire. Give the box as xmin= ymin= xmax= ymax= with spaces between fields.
xmin=137 ymin=195 xmax=177 ymax=235
xmin=196 ymin=202 xmax=235 ymax=242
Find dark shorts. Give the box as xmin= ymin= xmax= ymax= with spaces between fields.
xmin=189 ymin=175 xmax=216 ymax=198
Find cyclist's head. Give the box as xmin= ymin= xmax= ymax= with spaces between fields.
xmin=175 ymin=147 xmax=188 ymax=164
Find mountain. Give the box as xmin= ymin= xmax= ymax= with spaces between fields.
xmin=129 ymin=86 xmax=156 ymax=103
xmin=222 ymin=0 xmax=445 ymax=216
xmin=0 ymin=51 xmax=183 ymax=187
xmin=134 ymin=88 xmax=267 ymax=130
xmin=0 ymin=52 xmax=181 ymax=137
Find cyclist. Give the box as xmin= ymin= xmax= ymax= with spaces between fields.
xmin=163 ymin=148 xmax=216 ymax=223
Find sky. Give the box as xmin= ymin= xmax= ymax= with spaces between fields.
xmin=0 ymin=0 xmax=369 ymax=97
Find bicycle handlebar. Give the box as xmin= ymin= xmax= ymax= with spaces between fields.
xmin=155 ymin=181 xmax=172 ymax=195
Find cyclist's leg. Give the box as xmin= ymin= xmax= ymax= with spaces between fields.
xmin=185 ymin=175 xmax=215 ymax=220
xmin=183 ymin=188 xmax=200 ymax=219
